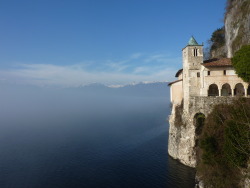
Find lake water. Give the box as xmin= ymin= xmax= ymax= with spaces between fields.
xmin=0 ymin=86 xmax=195 ymax=188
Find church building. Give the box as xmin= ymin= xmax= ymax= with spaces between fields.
xmin=169 ymin=36 xmax=250 ymax=110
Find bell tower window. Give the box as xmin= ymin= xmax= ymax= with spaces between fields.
xmin=194 ymin=48 xmax=198 ymax=57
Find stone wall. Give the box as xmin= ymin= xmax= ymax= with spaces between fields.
xmin=189 ymin=96 xmax=235 ymax=117
xmin=168 ymin=96 xmax=236 ymax=167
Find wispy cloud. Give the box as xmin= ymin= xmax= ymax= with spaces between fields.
xmin=0 ymin=52 xmax=180 ymax=87
xmin=144 ymin=54 xmax=181 ymax=64
xmin=130 ymin=53 xmax=143 ymax=59
xmin=105 ymin=60 xmax=129 ymax=72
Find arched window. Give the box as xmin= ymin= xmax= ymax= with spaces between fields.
xmin=194 ymin=113 xmax=205 ymax=135
xmin=194 ymin=112 xmax=205 ymax=156
xmin=221 ymin=83 xmax=231 ymax=96
xmin=194 ymin=48 xmax=198 ymax=57
xmin=208 ymin=84 xmax=219 ymax=96
xmin=234 ymin=83 xmax=244 ymax=96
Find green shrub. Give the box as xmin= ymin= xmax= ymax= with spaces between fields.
xmin=197 ymin=98 xmax=250 ymax=188
xmin=232 ymin=45 xmax=250 ymax=82
xmin=210 ymin=27 xmax=225 ymax=51
xmin=200 ymin=136 xmax=218 ymax=165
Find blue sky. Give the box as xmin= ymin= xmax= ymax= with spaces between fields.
xmin=0 ymin=0 xmax=226 ymax=87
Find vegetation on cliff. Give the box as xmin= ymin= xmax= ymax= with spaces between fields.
xmin=210 ymin=28 xmax=225 ymax=52
xmin=173 ymin=100 xmax=186 ymax=127
xmin=206 ymin=0 xmax=250 ymax=58
xmin=226 ymin=0 xmax=250 ymax=55
xmin=197 ymin=98 xmax=250 ymax=188
xmin=232 ymin=45 xmax=250 ymax=82
xmin=225 ymin=0 xmax=235 ymax=14
xmin=206 ymin=27 xmax=226 ymax=59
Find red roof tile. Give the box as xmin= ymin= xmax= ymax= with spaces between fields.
xmin=202 ymin=58 xmax=232 ymax=67
xmin=168 ymin=79 xmax=183 ymax=86
xmin=175 ymin=69 xmax=183 ymax=77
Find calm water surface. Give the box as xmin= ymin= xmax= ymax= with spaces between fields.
xmin=0 ymin=88 xmax=195 ymax=188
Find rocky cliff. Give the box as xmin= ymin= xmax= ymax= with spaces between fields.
xmin=168 ymin=102 xmax=196 ymax=167
xmin=168 ymin=1 xmax=250 ymax=187
xmin=225 ymin=0 xmax=250 ymax=57
xmin=168 ymin=97 xmax=235 ymax=168
xmin=210 ymin=0 xmax=250 ymax=58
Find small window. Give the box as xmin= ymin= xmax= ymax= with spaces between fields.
xmin=194 ymin=48 xmax=198 ymax=57
xmin=197 ymin=72 xmax=200 ymax=77
xmin=208 ymin=71 xmax=210 ymax=76
xmin=223 ymin=70 xmax=226 ymax=75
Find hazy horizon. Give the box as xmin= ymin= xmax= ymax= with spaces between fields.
xmin=0 ymin=1 xmax=227 ymax=87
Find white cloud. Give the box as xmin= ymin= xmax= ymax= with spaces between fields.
xmin=133 ymin=66 xmax=151 ymax=74
xmin=144 ymin=54 xmax=181 ymax=64
xmin=0 ymin=63 xmax=176 ymax=87
xmin=105 ymin=60 xmax=129 ymax=72
xmin=0 ymin=52 xmax=181 ymax=87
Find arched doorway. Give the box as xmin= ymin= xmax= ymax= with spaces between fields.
xmin=234 ymin=83 xmax=244 ymax=96
xmin=194 ymin=113 xmax=205 ymax=135
xmin=208 ymin=84 xmax=219 ymax=96
xmin=194 ymin=113 xmax=205 ymax=151
xmin=221 ymin=83 xmax=231 ymax=96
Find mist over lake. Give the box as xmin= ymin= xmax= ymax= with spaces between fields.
xmin=0 ymin=82 xmax=195 ymax=188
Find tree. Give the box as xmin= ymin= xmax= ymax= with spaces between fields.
xmin=232 ymin=45 xmax=250 ymax=82
xmin=197 ymin=98 xmax=250 ymax=188
xmin=210 ymin=27 xmax=225 ymax=51
xmin=205 ymin=27 xmax=226 ymax=59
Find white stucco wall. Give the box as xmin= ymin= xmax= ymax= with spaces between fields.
xmin=178 ymin=72 xmax=183 ymax=80
xmin=200 ymin=67 xmax=249 ymax=96
xmin=170 ymin=81 xmax=183 ymax=104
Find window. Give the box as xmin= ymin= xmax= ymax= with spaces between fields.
xmin=197 ymin=72 xmax=200 ymax=77
xmin=223 ymin=70 xmax=226 ymax=75
xmin=208 ymin=71 xmax=210 ymax=76
xmin=194 ymin=48 xmax=198 ymax=57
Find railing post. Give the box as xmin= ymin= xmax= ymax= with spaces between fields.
xmin=244 ymin=88 xmax=247 ymax=97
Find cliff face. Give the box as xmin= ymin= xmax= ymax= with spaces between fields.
xmin=168 ymin=97 xmax=235 ymax=168
xmin=209 ymin=0 xmax=250 ymax=58
xmin=168 ymin=103 xmax=196 ymax=167
xmin=225 ymin=0 xmax=250 ymax=57
xmin=210 ymin=45 xmax=226 ymax=58
xmin=167 ymin=1 xmax=250 ymax=187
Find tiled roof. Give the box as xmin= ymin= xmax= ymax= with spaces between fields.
xmin=188 ymin=36 xmax=199 ymax=46
xmin=202 ymin=58 xmax=232 ymax=67
xmin=168 ymin=79 xmax=183 ymax=86
xmin=175 ymin=69 xmax=183 ymax=77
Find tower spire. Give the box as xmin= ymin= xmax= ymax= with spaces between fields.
xmin=188 ymin=36 xmax=199 ymax=46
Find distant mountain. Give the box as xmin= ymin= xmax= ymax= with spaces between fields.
xmin=77 ymin=82 xmax=170 ymax=97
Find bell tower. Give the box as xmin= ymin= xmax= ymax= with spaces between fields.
xmin=182 ymin=36 xmax=203 ymax=111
